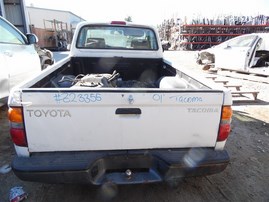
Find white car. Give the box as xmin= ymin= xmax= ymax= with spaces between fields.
xmin=0 ymin=16 xmax=41 ymax=104
xmin=197 ymin=33 xmax=269 ymax=75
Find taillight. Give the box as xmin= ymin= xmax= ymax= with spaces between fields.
xmin=217 ymin=124 xmax=231 ymax=141
xmin=8 ymin=107 xmax=27 ymax=147
xmin=217 ymin=106 xmax=232 ymax=142
xmin=221 ymin=106 xmax=233 ymax=121
xmin=8 ymin=108 xmax=23 ymax=122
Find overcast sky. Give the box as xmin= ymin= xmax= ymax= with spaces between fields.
xmin=25 ymin=0 xmax=269 ymax=26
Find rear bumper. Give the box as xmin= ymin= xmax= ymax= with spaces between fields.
xmin=12 ymin=148 xmax=229 ymax=185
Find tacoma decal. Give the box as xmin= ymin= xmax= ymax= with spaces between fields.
xmin=187 ymin=108 xmax=219 ymax=113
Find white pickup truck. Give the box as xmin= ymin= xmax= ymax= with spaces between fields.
xmin=8 ymin=21 xmax=233 ymax=185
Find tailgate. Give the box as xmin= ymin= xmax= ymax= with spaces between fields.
xmin=22 ymin=89 xmax=224 ymax=152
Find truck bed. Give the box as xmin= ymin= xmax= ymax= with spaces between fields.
xmin=31 ymin=57 xmax=186 ymax=89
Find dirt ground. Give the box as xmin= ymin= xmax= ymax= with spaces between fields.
xmin=0 ymin=51 xmax=268 ymax=202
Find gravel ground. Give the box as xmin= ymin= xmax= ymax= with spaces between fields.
xmin=0 ymin=51 xmax=268 ymax=202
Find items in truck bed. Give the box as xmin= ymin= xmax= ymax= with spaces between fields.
xmin=73 ymin=71 xmax=119 ymax=88
xmin=52 ymin=71 xmax=157 ymax=88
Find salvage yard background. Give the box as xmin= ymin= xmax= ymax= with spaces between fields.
xmin=0 ymin=51 xmax=268 ymax=201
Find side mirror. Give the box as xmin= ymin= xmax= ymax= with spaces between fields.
xmin=161 ymin=41 xmax=171 ymax=51
xmin=26 ymin=33 xmax=38 ymax=44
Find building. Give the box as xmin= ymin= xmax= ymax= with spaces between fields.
xmin=0 ymin=0 xmax=29 ymax=33
xmin=26 ymin=6 xmax=85 ymax=50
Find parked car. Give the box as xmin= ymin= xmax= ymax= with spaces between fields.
xmin=196 ymin=33 xmax=269 ymax=75
xmin=0 ymin=16 xmax=41 ymax=104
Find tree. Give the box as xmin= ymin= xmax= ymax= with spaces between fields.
xmin=125 ymin=16 xmax=132 ymax=22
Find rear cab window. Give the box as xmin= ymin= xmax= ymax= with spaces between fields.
xmin=76 ymin=25 xmax=158 ymax=50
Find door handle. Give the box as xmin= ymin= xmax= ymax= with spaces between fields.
xmin=115 ymin=108 xmax=141 ymax=115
